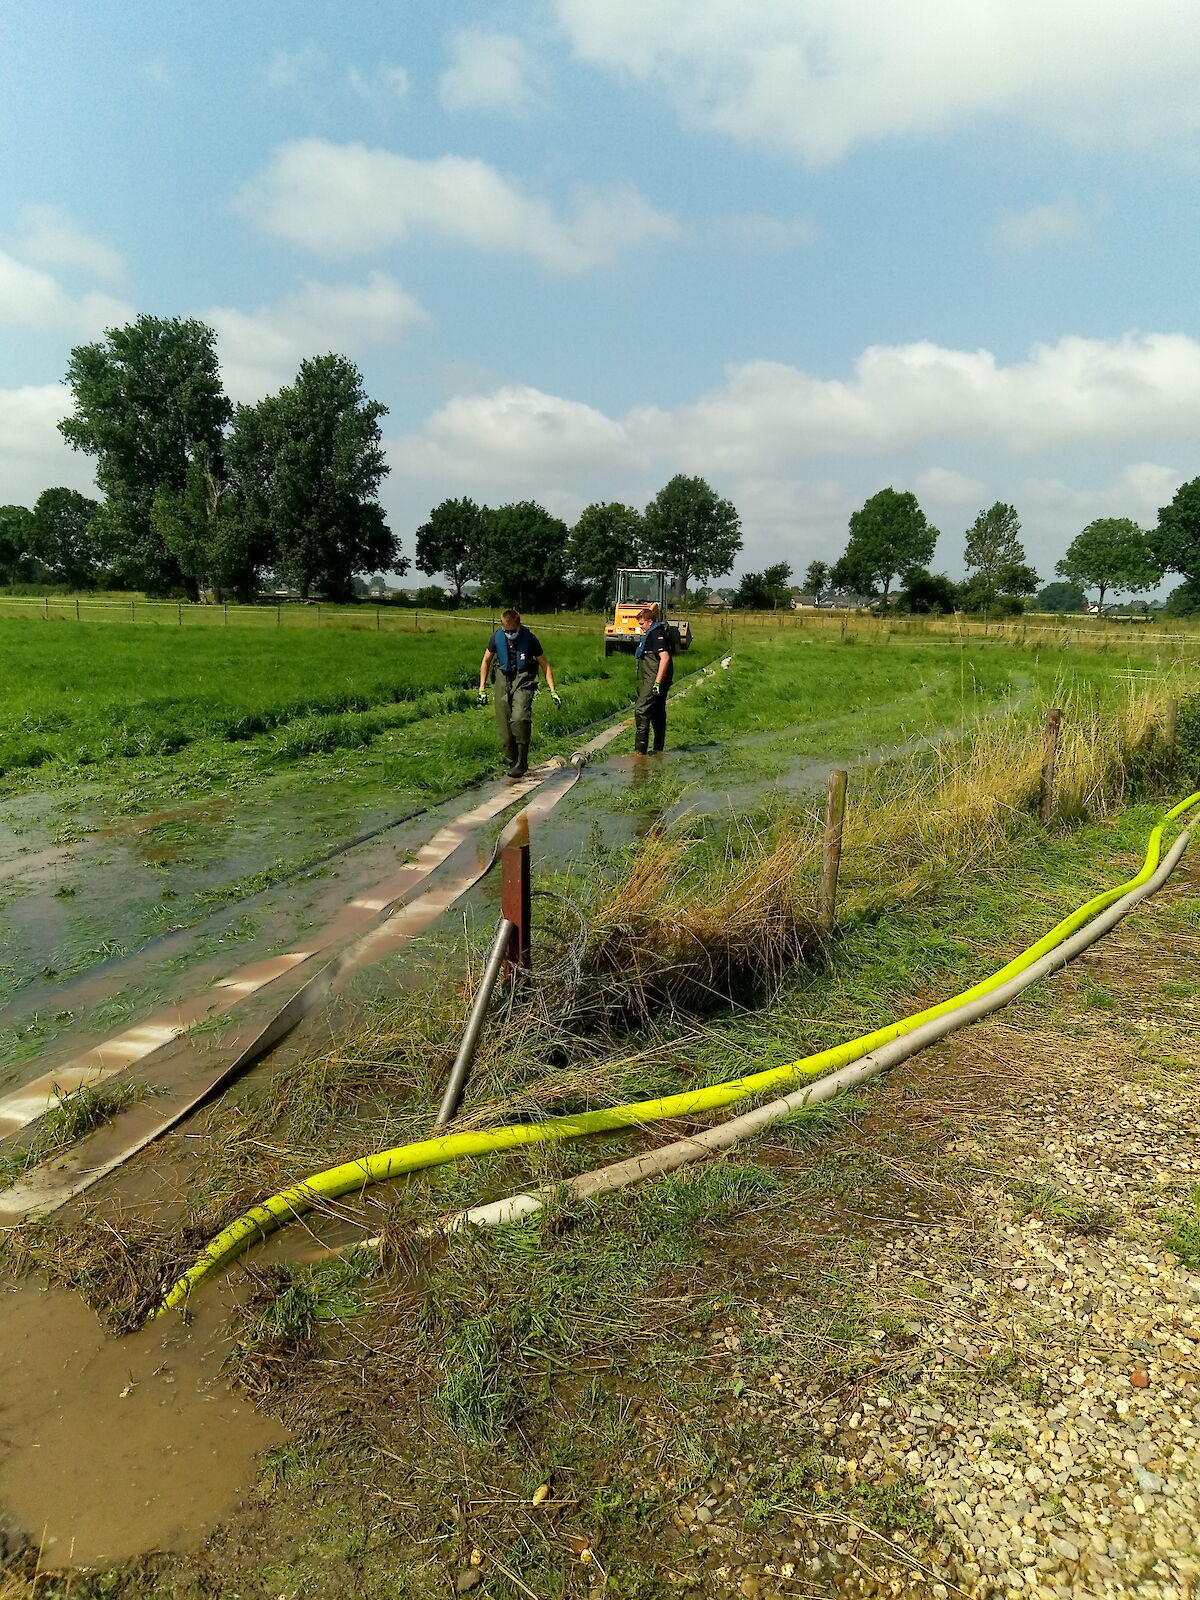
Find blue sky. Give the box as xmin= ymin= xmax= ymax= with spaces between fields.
xmin=4 ymin=0 xmax=1200 ymax=589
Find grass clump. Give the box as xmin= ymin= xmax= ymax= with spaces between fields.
xmin=978 ymin=1346 xmax=1048 ymax=1404
xmin=1163 ymin=1184 xmax=1200 ymax=1269
xmin=0 ymin=1078 xmax=155 ymax=1190
xmin=746 ymin=1438 xmax=939 ymax=1542
xmin=410 ymin=1161 xmax=782 ymax=1446
xmin=229 ymin=1251 xmax=380 ymax=1397
xmin=1008 ymin=1178 xmax=1118 ymax=1236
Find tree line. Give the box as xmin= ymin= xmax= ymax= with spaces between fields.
xmin=730 ymin=487 xmax=1200 ymax=617
xmin=4 ymin=312 xmax=1200 ymax=617
xmin=414 ymin=477 xmax=742 ymax=610
xmin=1 ymin=316 xmax=395 ymax=602
xmin=0 ymin=311 xmax=746 ymax=609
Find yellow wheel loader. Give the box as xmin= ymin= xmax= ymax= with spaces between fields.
xmin=603 ymin=568 xmax=693 ymax=656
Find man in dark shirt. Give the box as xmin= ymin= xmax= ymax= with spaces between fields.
xmin=478 ymin=608 xmax=560 ymax=777
xmin=633 ymin=606 xmax=674 ymax=755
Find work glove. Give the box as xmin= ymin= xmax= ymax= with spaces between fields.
xmin=551 ymin=691 xmax=562 ymax=709
xmin=651 ymin=683 xmax=662 ymax=697
xmin=476 ymin=690 xmax=488 ymax=707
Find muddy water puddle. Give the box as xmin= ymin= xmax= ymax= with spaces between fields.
xmin=0 ymin=1281 xmax=284 ymax=1567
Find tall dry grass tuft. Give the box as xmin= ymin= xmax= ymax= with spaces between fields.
xmin=584 ymin=822 xmax=823 ymax=1019
xmin=581 ymin=678 xmax=1192 ymax=1019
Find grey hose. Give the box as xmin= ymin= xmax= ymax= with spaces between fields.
xmin=443 ymin=825 xmax=1192 ymax=1230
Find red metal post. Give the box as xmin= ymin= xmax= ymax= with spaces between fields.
xmin=500 ymin=835 xmax=532 ymax=977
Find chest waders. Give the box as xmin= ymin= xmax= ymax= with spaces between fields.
xmin=496 ymin=672 xmax=536 ymax=775
xmin=633 ymin=628 xmax=673 ymax=754
xmin=491 ymin=628 xmax=539 ymax=778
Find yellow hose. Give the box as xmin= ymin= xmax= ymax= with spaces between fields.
xmin=155 ymin=790 xmax=1200 ymax=1315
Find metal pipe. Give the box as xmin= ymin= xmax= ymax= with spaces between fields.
xmin=435 ymin=918 xmax=515 ymax=1126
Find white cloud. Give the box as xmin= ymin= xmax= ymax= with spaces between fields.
xmin=392 ymin=385 xmax=629 ymax=480
xmin=393 ymin=334 xmax=1200 ymax=483
xmin=994 ymin=199 xmax=1089 ymax=252
xmin=140 ymin=57 xmax=172 ymax=90
xmin=384 ymin=332 xmax=1200 ymax=579
xmin=1021 ymin=462 xmax=1180 ymax=526
xmin=12 ymin=205 xmax=125 ymax=284
xmin=915 ymin=467 xmax=986 ymax=507
xmin=554 ymin=0 xmax=1200 ymax=161
xmin=712 ymin=212 xmax=817 ymax=250
xmin=204 ymin=272 xmax=429 ymax=403
xmin=239 ymin=139 xmax=677 ymax=273
xmin=265 ymin=46 xmax=323 ymax=91
xmin=439 ymin=29 xmax=538 ymax=116
xmin=0 ymin=249 xmax=132 ymax=336
xmin=0 ymin=385 xmax=97 ymax=506
xmin=347 ymin=63 xmax=409 ymax=105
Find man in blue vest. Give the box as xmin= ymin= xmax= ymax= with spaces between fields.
xmin=478 ymin=608 xmax=561 ymax=777
xmin=633 ymin=605 xmax=674 ymax=754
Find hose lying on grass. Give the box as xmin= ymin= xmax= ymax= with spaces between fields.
xmin=446 ymin=819 xmax=1194 ymax=1229
xmin=152 ymin=788 xmax=1200 ymax=1317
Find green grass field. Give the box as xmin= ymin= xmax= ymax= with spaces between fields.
xmin=1 ymin=609 xmax=1198 ymax=1598
xmin=0 ymin=615 xmax=679 ymax=779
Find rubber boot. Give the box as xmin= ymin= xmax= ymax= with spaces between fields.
xmin=506 ymin=742 xmax=529 ymax=778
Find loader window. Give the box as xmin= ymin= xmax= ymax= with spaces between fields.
xmin=619 ymin=572 xmax=664 ymax=605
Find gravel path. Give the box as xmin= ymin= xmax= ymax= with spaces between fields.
xmin=651 ymin=872 xmax=1200 ymax=1598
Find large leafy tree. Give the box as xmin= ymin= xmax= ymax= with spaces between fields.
xmin=964 ymin=503 xmax=1021 ymax=584
xmin=151 ymin=447 xmax=266 ymax=602
xmin=1055 ymin=518 xmax=1160 ymax=613
xmin=58 ymin=316 xmax=231 ymax=597
xmin=1151 ymin=477 xmax=1200 ymax=589
xmin=641 ymin=475 xmax=741 ymax=597
xmin=566 ymin=501 xmax=642 ymax=607
xmin=30 ymin=488 xmax=102 ymax=588
xmin=832 ymin=488 xmax=938 ymax=602
xmin=1164 ymin=581 xmax=1200 ymax=617
xmin=1034 ymin=580 xmax=1087 ymax=613
xmin=0 ymin=506 xmax=35 ymax=585
xmin=900 ymin=568 xmax=958 ymax=615
xmin=415 ymin=497 xmax=486 ymax=603
xmin=239 ymin=355 xmax=402 ymax=602
xmin=733 ymin=562 xmax=792 ymax=609
xmin=802 ymin=559 xmax=831 ymax=600
xmin=478 ymin=502 xmax=570 ymax=610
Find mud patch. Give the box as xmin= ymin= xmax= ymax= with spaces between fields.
xmin=0 ymin=1282 xmax=284 ymax=1567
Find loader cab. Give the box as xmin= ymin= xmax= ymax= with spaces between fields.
xmin=604 ymin=568 xmax=693 ymax=656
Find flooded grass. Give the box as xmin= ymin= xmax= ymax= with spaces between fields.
xmin=0 ymin=620 xmax=1197 ymax=1592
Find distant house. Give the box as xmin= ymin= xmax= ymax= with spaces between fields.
xmin=793 ymin=590 xmax=869 ymax=610
xmin=705 ymin=592 xmax=729 ymax=609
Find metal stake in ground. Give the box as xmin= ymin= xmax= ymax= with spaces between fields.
xmin=435 ymin=817 xmax=534 ymax=1126
xmin=1040 ymin=708 xmax=1063 ymax=827
xmin=818 ymin=768 xmax=848 ymax=933
xmin=501 ymin=814 xmax=532 ymax=977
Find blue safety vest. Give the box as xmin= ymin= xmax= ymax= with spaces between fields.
xmin=636 ymin=621 xmax=671 ymax=659
xmin=491 ymin=626 xmax=536 ymax=675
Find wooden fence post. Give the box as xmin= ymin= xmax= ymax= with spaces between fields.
xmin=501 ymin=829 xmax=532 ymax=979
xmin=1039 ymin=708 xmax=1062 ymax=826
xmin=818 ymin=768 xmax=848 ymax=933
